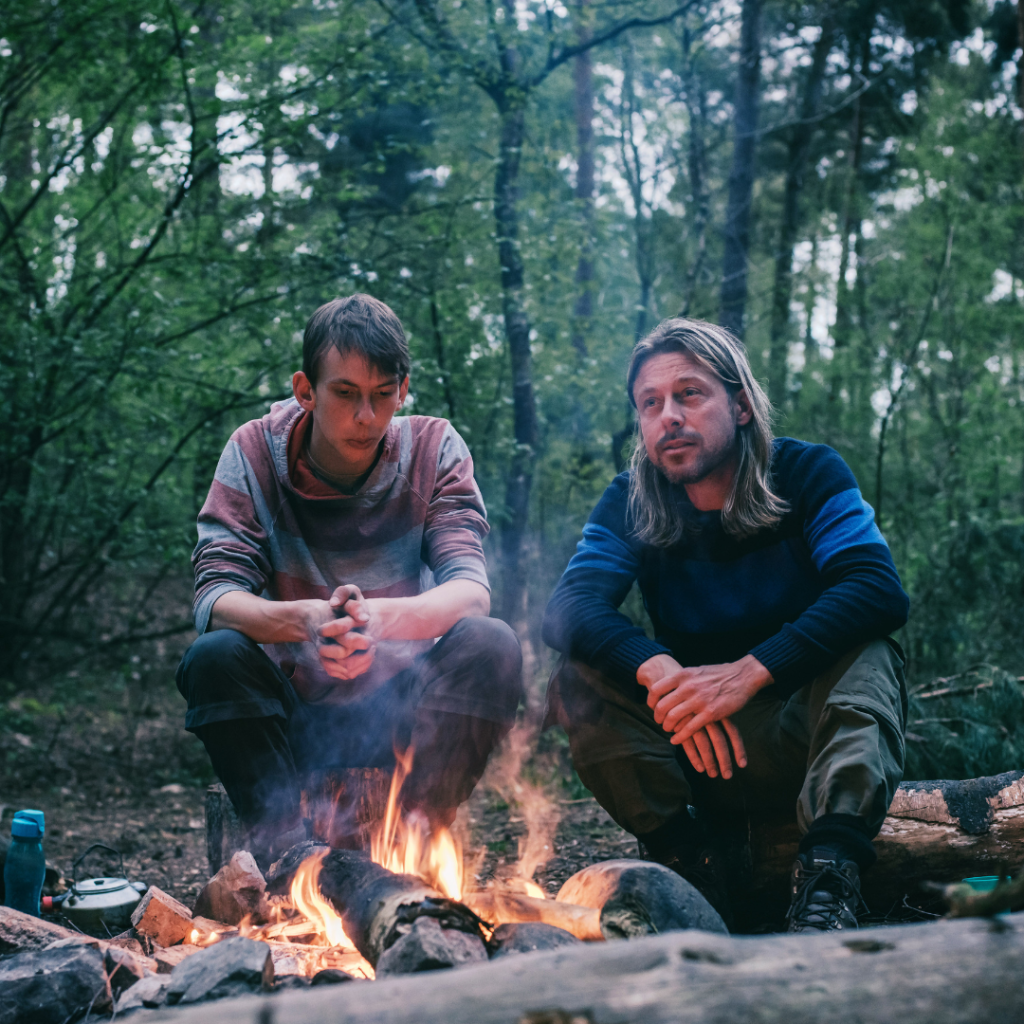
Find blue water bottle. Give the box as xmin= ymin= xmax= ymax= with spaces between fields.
xmin=4 ymin=810 xmax=46 ymax=916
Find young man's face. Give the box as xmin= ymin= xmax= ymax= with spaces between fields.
xmin=633 ymin=351 xmax=751 ymax=487
xmin=292 ymin=347 xmax=409 ymax=474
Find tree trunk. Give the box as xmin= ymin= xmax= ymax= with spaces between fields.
xmin=680 ymin=25 xmax=709 ymax=318
xmin=719 ymin=0 xmax=762 ymax=340
xmin=767 ymin=21 xmax=834 ymax=409
xmin=832 ymin=34 xmax=869 ymax=353
xmin=173 ymin=916 xmax=1024 ymax=1024
xmin=570 ymin=4 xmax=596 ymax=359
xmin=494 ymin=100 xmax=539 ymax=628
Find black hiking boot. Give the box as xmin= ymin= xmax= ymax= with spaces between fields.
xmin=638 ymin=837 xmax=734 ymax=931
xmin=786 ymin=847 xmax=865 ymax=932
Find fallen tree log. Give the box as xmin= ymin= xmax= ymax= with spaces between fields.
xmin=161 ymin=915 xmax=1024 ymax=1024
xmin=750 ymin=770 xmax=1024 ymax=917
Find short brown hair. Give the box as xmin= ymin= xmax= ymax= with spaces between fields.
xmin=302 ymin=294 xmax=411 ymax=386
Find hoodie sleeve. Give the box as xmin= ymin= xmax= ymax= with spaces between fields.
xmin=421 ymin=423 xmax=490 ymax=591
xmin=191 ymin=432 xmax=275 ymax=633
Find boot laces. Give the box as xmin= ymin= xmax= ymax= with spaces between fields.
xmin=786 ymin=860 xmax=866 ymax=930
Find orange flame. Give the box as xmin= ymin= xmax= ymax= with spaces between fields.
xmin=369 ymin=746 xmax=464 ymax=900
xmin=289 ymin=849 xmax=354 ymax=949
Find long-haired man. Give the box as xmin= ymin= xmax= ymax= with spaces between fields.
xmin=543 ymin=317 xmax=908 ymax=932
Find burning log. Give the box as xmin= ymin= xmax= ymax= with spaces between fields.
xmin=314 ymin=849 xmax=487 ymax=970
xmin=462 ymin=891 xmax=603 ymax=942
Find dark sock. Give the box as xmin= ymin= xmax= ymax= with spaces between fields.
xmin=193 ymin=717 xmax=302 ymax=832
xmin=800 ymin=814 xmax=877 ymax=868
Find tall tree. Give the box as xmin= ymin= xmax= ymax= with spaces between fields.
xmin=719 ymin=0 xmax=762 ymax=339
xmin=570 ymin=0 xmax=596 ymax=359
xmin=394 ymin=0 xmax=694 ymax=627
xmin=766 ymin=14 xmax=836 ymax=408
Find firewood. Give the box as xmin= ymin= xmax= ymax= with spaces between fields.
xmin=131 ymin=885 xmax=193 ymax=947
xmin=316 ymin=849 xmax=487 ymax=970
xmin=193 ymin=851 xmax=269 ymax=926
xmin=0 ymin=906 xmax=84 ymax=954
xmin=153 ymin=915 xmax=1024 ymax=1024
xmin=462 ymin=891 xmax=603 ymax=942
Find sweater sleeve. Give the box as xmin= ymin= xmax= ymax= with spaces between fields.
xmin=748 ymin=443 xmax=909 ymax=696
xmin=542 ymin=475 xmax=672 ymax=686
xmin=421 ymin=424 xmax=490 ymax=591
xmin=191 ymin=434 xmax=275 ymax=634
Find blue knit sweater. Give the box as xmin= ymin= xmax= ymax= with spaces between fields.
xmin=542 ymin=438 xmax=909 ymax=699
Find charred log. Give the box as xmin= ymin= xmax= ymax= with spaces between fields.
xmin=315 ymin=850 xmax=486 ymax=969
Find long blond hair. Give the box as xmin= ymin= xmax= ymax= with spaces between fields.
xmin=626 ymin=318 xmax=788 ymax=546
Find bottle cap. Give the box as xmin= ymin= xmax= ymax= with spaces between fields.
xmin=17 ymin=810 xmax=45 ymax=835
xmin=11 ymin=815 xmax=42 ymax=839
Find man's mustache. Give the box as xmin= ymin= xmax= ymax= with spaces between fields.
xmin=656 ymin=428 xmax=702 ymax=452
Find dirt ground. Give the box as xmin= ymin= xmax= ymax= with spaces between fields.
xmin=0 ymin=646 xmax=640 ymax=920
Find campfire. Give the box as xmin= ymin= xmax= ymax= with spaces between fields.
xmin=187 ymin=742 xmax=561 ymax=980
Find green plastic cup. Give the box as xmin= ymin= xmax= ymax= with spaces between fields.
xmin=962 ymin=875 xmax=1011 ymax=914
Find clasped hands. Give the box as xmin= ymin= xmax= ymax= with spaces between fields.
xmin=311 ymin=583 xmax=377 ymax=680
xmin=636 ymin=653 xmax=773 ymax=780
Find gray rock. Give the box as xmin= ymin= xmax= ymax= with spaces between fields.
xmin=165 ymin=936 xmax=274 ymax=1005
xmin=310 ymin=968 xmax=356 ymax=985
xmin=114 ymin=973 xmax=171 ymax=1013
xmin=0 ymin=944 xmax=111 ymax=1024
xmin=375 ymin=916 xmax=488 ymax=975
xmin=488 ymin=922 xmax=581 ymax=958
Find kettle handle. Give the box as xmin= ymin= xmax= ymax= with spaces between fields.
xmin=72 ymin=843 xmax=126 ymax=887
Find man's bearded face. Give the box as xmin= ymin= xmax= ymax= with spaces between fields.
xmin=633 ymin=351 xmax=747 ymax=487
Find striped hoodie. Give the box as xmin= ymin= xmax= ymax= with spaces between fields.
xmin=191 ymin=398 xmax=489 ymax=702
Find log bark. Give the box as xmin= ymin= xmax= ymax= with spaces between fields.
xmin=316 ymin=850 xmax=484 ymax=968
xmin=164 ymin=915 xmax=1024 ymax=1024
xmin=748 ymin=771 xmax=1024 ymax=916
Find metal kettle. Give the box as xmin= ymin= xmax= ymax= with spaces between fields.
xmin=46 ymin=844 xmax=146 ymax=934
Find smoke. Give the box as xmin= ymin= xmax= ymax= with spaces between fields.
xmin=485 ymin=721 xmax=560 ymax=888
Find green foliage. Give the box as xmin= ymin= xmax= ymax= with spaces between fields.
xmin=906 ymin=666 xmax=1024 ymax=780
xmin=1 ymin=0 xmax=1022 ymax=791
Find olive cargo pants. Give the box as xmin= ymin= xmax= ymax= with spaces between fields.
xmin=546 ymin=640 xmax=907 ymax=852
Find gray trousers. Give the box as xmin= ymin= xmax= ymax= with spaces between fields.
xmin=547 ymin=640 xmax=907 ymax=844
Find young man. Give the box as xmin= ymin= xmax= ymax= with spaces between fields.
xmin=543 ymin=318 xmax=908 ymax=932
xmin=177 ymin=294 xmax=522 ymax=869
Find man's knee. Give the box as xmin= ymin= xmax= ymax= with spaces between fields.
xmin=821 ymin=638 xmax=907 ymax=730
xmin=443 ymin=616 xmax=524 ymax=703
xmin=176 ymin=629 xmax=283 ymax=710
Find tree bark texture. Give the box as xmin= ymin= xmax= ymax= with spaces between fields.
xmin=679 ymin=25 xmax=709 ymax=318
xmin=719 ymin=0 xmax=762 ymax=340
xmin=494 ymin=100 xmax=539 ymax=627
xmin=767 ymin=20 xmax=835 ymax=408
xmin=168 ymin=915 xmax=1024 ymax=1024
xmin=570 ymin=5 xmax=596 ymax=359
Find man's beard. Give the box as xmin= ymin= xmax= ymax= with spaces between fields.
xmin=652 ymin=428 xmax=738 ymax=485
